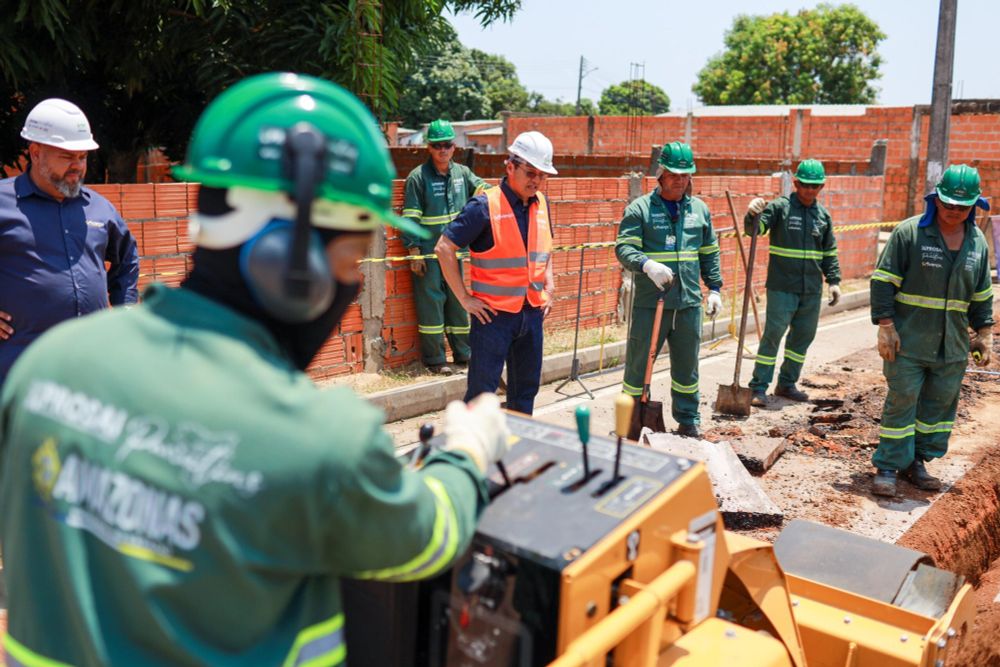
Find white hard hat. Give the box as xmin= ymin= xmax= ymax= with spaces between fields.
xmin=508 ymin=131 xmax=557 ymax=175
xmin=20 ymin=98 xmax=99 ymax=151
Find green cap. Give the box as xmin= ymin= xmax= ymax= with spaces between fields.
xmin=173 ymin=72 xmax=429 ymax=240
xmin=794 ymin=159 xmax=826 ymax=184
xmin=936 ymin=164 xmax=981 ymax=206
xmin=657 ymin=141 xmax=696 ymax=174
xmin=427 ymin=119 xmax=455 ymax=142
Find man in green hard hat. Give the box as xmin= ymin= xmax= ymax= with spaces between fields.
xmin=868 ymin=163 xmax=993 ymax=497
xmin=402 ymin=119 xmax=490 ymax=375
xmin=616 ymin=141 xmax=723 ymax=439
xmin=744 ymin=159 xmax=842 ymax=407
xmin=0 ymin=73 xmax=512 ymax=665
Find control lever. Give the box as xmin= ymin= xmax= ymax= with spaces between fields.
xmin=575 ymin=405 xmax=591 ymax=479
xmin=409 ymin=423 xmax=435 ymax=469
xmin=613 ymin=393 xmax=634 ymax=482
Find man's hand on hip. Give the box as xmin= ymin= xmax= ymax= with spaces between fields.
xmin=877 ymin=321 xmax=901 ymax=362
xmin=462 ymin=295 xmax=497 ymax=324
xmin=642 ymin=260 xmax=674 ymax=290
xmin=0 ymin=311 xmax=13 ymax=340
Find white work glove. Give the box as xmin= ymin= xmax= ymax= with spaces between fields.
xmin=642 ymin=259 xmax=674 ymax=290
xmin=828 ymin=284 xmax=842 ymax=307
xmin=877 ymin=321 xmax=901 ymax=362
xmin=970 ymin=327 xmax=993 ymax=367
xmin=747 ymin=197 xmax=767 ymax=217
xmin=705 ymin=290 xmax=723 ymax=318
xmin=443 ymin=393 xmax=512 ymax=473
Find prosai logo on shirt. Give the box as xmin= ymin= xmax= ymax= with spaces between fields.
xmin=85 ymin=220 xmax=104 ymax=229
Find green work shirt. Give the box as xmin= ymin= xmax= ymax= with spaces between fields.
xmin=401 ymin=159 xmax=489 ymax=248
xmin=0 ymin=284 xmax=487 ymax=667
xmin=871 ymin=215 xmax=994 ymax=363
xmin=744 ymin=194 xmax=840 ymax=294
xmin=615 ymin=189 xmax=723 ymax=310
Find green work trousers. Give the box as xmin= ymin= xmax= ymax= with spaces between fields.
xmin=414 ymin=240 xmax=470 ymax=366
xmin=623 ymin=304 xmax=702 ymax=426
xmin=872 ymin=355 xmax=965 ymax=471
xmin=749 ymin=289 xmax=822 ymax=392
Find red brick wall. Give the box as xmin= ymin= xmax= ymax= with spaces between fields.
xmin=112 ymin=175 xmax=886 ymax=381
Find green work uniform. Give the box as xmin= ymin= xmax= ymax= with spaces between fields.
xmin=0 ymin=284 xmax=487 ymax=667
xmin=616 ymin=189 xmax=723 ymax=425
xmin=869 ymin=212 xmax=994 ymax=470
xmin=402 ymin=160 xmax=489 ymax=366
xmin=745 ymin=194 xmax=841 ymax=392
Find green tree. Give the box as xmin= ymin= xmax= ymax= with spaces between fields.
xmin=598 ymin=80 xmax=670 ymax=115
xmin=397 ymin=39 xmax=491 ymax=127
xmin=0 ymin=0 xmax=521 ymax=181
xmin=470 ymin=49 xmax=530 ymax=116
xmin=693 ymin=4 xmax=885 ymax=105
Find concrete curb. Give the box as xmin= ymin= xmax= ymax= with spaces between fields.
xmin=364 ymin=289 xmax=873 ymax=423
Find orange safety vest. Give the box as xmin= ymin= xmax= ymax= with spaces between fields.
xmin=470 ymin=187 xmax=553 ymax=313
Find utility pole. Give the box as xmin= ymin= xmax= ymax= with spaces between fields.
xmin=925 ymin=0 xmax=957 ymax=194
xmin=575 ymin=56 xmax=597 ymax=115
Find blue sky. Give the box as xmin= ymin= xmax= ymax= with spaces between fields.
xmin=449 ymin=0 xmax=997 ymax=110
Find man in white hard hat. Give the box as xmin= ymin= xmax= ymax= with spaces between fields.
xmin=436 ymin=131 xmax=557 ymax=415
xmin=0 ymin=98 xmax=139 ymax=385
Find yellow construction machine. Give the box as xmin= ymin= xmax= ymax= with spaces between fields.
xmin=343 ymin=399 xmax=974 ymax=666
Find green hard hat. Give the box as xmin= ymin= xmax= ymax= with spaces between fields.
xmin=658 ymin=141 xmax=696 ymax=174
xmin=173 ymin=72 xmax=429 ymax=240
xmin=794 ymin=159 xmax=826 ymax=184
xmin=427 ymin=119 xmax=455 ymax=142
xmin=936 ymin=164 xmax=981 ymax=206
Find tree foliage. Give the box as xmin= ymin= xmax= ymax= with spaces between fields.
xmin=0 ymin=0 xmax=521 ymax=181
xmin=693 ymin=3 xmax=885 ymax=105
xmin=397 ymin=37 xmax=491 ymax=127
xmin=470 ymin=49 xmax=530 ymax=118
xmin=598 ymin=81 xmax=670 ymax=116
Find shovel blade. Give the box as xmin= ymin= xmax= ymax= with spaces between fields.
xmin=715 ymin=383 xmax=752 ymax=417
xmin=627 ymin=399 xmax=666 ymax=441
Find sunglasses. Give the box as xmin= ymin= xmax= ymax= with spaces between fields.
xmin=429 ymin=142 xmax=454 ymax=150
xmin=939 ymin=200 xmax=972 ymax=212
xmin=515 ymin=162 xmax=548 ymax=181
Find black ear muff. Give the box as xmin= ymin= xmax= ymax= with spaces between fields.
xmin=240 ymin=219 xmax=334 ymax=323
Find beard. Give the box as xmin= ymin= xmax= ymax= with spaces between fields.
xmin=39 ymin=162 xmax=83 ymax=198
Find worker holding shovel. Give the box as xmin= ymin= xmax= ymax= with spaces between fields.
xmin=744 ymin=160 xmax=842 ymax=407
xmin=616 ymin=142 xmax=723 ymax=439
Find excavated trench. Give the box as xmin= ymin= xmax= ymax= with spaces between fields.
xmin=897 ymin=448 xmax=1000 ymax=666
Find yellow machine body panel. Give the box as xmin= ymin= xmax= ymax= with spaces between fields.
xmin=656 ymin=618 xmax=793 ymax=667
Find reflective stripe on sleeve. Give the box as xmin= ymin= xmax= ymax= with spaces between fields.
xmin=972 ymin=286 xmax=994 ymax=302
xmin=872 ymin=269 xmax=903 ymax=287
xmin=698 ymin=243 xmax=720 ymax=255
xmin=617 ymin=236 xmax=643 ymax=247
xmin=471 ymin=282 xmax=527 ymax=297
xmin=282 ymin=614 xmax=346 ymax=667
xmin=353 ymin=477 xmax=460 ymax=582
xmin=3 ymin=635 xmax=75 ymax=667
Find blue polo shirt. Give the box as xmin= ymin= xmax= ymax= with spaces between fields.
xmin=0 ymin=172 xmax=139 ymax=383
xmin=443 ymin=179 xmax=551 ymax=252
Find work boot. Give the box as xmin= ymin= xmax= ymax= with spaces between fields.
xmin=751 ymin=390 xmax=767 ymax=407
xmin=452 ymin=359 xmax=469 ymax=374
xmin=774 ymin=384 xmax=809 ymax=402
xmin=901 ymin=460 xmax=942 ymax=491
xmin=677 ymin=423 xmax=701 ymax=439
xmin=871 ymin=469 xmax=898 ymax=497
xmin=427 ymin=364 xmax=454 ymax=376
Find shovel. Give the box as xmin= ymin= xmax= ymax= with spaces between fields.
xmin=715 ymin=215 xmax=761 ymax=417
xmin=628 ymin=289 xmax=668 ymax=440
